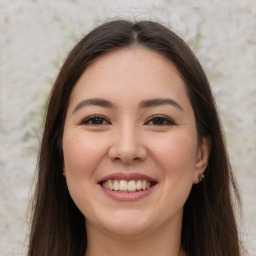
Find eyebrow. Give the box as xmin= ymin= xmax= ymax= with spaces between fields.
xmin=139 ymin=98 xmax=184 ymax=111
xmin=72 ymin=98 xmax=115 ymax=114
xmin=72 ymin=97 xmax=184 ymax=114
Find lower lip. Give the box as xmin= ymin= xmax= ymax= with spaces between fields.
xmin=99 ymin=185 xmax=156 ymax=201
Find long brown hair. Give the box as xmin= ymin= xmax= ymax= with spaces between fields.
xmin=28 ymin=20 xmax=242 ymax=256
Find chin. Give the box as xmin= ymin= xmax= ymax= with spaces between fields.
xmin=104 ymin=223 xmax=151 ymax=238
xmin=95 ymin=211 xmax=154 ymax=237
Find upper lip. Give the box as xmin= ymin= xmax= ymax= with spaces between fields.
xmin=97 ymin=172 xmax=157 ymax=183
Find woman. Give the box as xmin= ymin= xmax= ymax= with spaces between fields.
xmin=28 ymin=20 xmax=243 ymax=256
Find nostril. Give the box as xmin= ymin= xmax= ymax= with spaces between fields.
xmin=111 ymin=156 xmax=141 ymax=164
xmin=108 ymin=140 xmax=148 ymax=163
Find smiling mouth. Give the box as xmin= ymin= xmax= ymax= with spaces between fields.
xmin=100 ymin=180 xmax=157 ymax=193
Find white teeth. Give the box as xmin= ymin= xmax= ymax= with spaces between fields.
xmin=136 ymin=180 xmax=142 ymax=190
xmin=142 ymin=180 xmax=147 ymax=190
xmin=120 ymin=180 xmax=127 ymax=190
xmin=109 ymin=180 xmax=114 ymax=190
xmin=102 ymin=179 xmax=153 ymax=192
xmin=128 ymin=181 xmax=136 ymax=191
xmin=114 ymin=180 xmax=119 ymax=191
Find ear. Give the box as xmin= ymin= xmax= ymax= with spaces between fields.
xmin=193 ymin=136 xmax=211 ymax=184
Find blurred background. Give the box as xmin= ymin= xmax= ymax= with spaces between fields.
xmin=0 ymin=0 xmax=255 ymax=255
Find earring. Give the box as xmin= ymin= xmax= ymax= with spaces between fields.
xmin=198 ymin=173 xmax=205 ymax=182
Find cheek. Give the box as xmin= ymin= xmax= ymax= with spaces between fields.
xmin=152 ymin=132 xmax=198 ymax=200
xmin=153 ymin=132 xmax=198 ymax=173
xmin=156 ymin=138 xmax=197 ymax=217
xmin=63 ymin=131 xmax=107 ymax=178
xmin=62 ymin=131 xmax=111 ymax=212
xmin=62 ymin=132 xmax=107 ymax=215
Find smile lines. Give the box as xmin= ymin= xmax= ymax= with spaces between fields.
xmin=102 ymin=180 xmax=156 ymax=192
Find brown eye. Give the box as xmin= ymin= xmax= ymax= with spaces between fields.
xmin=145 ymin=116 xmax=176 ymax=126
xmin=81 ymin=115 xmax=111 ymax=125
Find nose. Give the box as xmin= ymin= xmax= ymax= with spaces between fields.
xmin=108 ymin=125 xmax=147 ymax=164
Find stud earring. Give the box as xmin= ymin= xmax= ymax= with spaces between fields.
xmin=198 ymin=173 xmax=205 ymax=182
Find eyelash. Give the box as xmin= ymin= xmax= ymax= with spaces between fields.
xmin=145 ymin=115 xmax=176 ymax=126
xmin=80 ymin=114 xmax=176 ymax=126
xmin=80 ymin=115 xmax=111 ymax=125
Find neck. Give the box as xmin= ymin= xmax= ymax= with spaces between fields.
xmin=85 ymin=217 xmax=186 ymax=256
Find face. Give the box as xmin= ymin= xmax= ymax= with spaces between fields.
xmin=62 ymin=47 xmax=210 ymax=238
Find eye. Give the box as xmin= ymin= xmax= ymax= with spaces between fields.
xmin=80 ymin=115 xmax=111 ymax=126
xmin=145 ymin=115 xmax=176 ymax=126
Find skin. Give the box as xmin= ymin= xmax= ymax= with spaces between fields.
xmin=62 ymin=47 xmax=210 ymax=256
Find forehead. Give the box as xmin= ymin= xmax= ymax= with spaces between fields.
xmin=68 ymin=47 xmax=189 ymax=108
